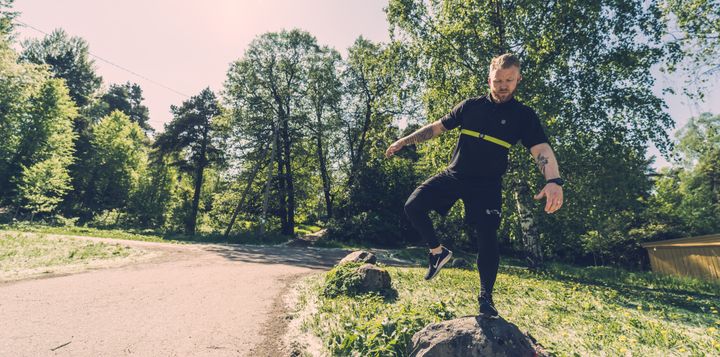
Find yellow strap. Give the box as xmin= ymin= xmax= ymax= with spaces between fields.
xmin=460 ymin=129 xmax=512 ymax=149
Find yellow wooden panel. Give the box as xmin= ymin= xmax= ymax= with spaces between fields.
xmin=645 ymin=246 xmax=720 ymax=281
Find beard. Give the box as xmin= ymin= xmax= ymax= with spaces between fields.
xmin=490 ymin=87 xmax=516 ymax=103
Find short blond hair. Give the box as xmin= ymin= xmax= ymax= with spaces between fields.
xmin=489 ymin=53 xmax=521 ymax=73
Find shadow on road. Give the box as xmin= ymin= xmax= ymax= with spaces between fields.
xmin=201 ymin=244 xmax=418 ymax=270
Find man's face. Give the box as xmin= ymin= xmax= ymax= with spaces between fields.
xmin=488 ymin=66 xmax=521 ymax=103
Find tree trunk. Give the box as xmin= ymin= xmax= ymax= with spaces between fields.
xmin=492 ymin=0 xmax=507 ymax=54
xmin=347 ymin=101 xmax=373 ymax=189
xmin=274 ymin=121 xmax=288 ymax=234
xmin=260 ymin=121 xmax=279 ymax=234
xmin=513 ymin=178 xmax=543 ymax=267
xmin=187 ymin=126 xmax=209 ymax=235
xmin=281 ymin=113 xmax=295 ymax=236
xmin=315 ymin=114 xmax=333 ymax=219
xmin=188 ymin=161 xmax=205 ymax=235
xmin=224 ymin=143 xmax=270 ymax=238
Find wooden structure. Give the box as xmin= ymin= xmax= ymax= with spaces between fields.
xmin=641 ymin=234 xmax=720 ymax=281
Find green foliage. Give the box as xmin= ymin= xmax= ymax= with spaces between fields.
xmin=98 ymin=81 xmax=152 ymax=133
xmin=0 ymin=0 xmax=17 ymax=39
xmin=124 ymin=156 xmax=177 ymax=228
xmin=13 ymin=78 xmax=76 ymax=217
xmin=661 ymin=0 xmax=720 ymax=96
xmin=330 ymin=38 xmax=423 ymax=245
xmin=21 ymin=29 xmax=102 ymax=107
xmin=87 ymin=110 xmax=146 ymax=213
xmin=647 ymin=112 xmax=720 ymax=236
xmin=6 ymin=74 xmax=77 ymax=219
xmin=322 ymin=261 xmax=365 ymax=297
xmin=1 ymin=39 xmax=73 ymax=208
xmin=154 ymin=88 xmax=223 ymax=234
xmin=17 ymin=158 xmax=72 ymax=217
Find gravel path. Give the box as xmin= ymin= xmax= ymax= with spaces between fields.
xmin=0 ymin=234 xmax=363 ymax=356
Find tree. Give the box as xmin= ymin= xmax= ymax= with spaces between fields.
xmin=99 ymin=82 xmax=153 ymax=133
xmin=0 ymin=38 xmax=77 ymax=217
xmin=661 ymin=0 xmax=720 ymax=96
xmin=305 ymin=46 xmax=343 ymax=219
xmin=14 ymin=78 xmax=77 ymax=219
xmin=673 ymin=112 xmax=720 ymax=233
xmin=83 ymin=110 xmax=146 ymax=220
xmin=387 ymin=0 xmax=677 ymax=264
xmin=125 ymin=154 xmax=178 ymax=228
xmin=225 ymin=29 xmax=321 ymax=236
xmin=154 ymin=88 xmax=223 ymax=235
xmin=0 ymin=0 xmax=17 ymax=39
xmin=342 ymin=38 xmax=419 ymax=191
xmin=21 ymin=29 xmax=102 ymax=107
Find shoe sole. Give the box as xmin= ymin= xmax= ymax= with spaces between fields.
xmin=426 ymin=250 xmax=453 ymax=280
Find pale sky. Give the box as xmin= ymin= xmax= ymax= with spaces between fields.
xmin=12 ymin=0 xmax=720 ymax=169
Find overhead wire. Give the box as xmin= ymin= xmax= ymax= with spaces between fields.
xmin=15 ymin=20 xmax=190 ymax=98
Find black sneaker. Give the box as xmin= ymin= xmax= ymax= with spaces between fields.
xmin=478 ymin=294 xmax=499 ymax=319
xmin=424 ymin=246 xmax=452 ymax=280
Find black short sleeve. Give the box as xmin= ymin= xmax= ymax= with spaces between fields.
xmin=440 ymin=99 xmax=467 ymax=130
xmin=520 ymin=108 xmax=548 ymax=149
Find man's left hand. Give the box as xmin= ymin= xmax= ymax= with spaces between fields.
xmin=533 ymin=183 xmax=563 ymax=214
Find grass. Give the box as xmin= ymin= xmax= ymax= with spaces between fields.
xmin=0 ymin=231 xmax=137 ymax=275
xmin=297 ymin=258 xmax=720 ymax=356
xmin=0 ymin=222 xmax=291 ymax=246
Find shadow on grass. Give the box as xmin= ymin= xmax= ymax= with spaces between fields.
xmin=500 ymin=263 xmax=720 ymax=324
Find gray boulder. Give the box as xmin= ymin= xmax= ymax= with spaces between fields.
xmin=407 ymin=316 xmax=548 ymax=357
xmin=357 ymin=263 xmax=391 ymax=291
xmin=339 ymin=250 xmax=377 ymax=265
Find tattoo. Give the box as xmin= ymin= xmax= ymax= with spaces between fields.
xmin=536 ymin=153 xmax=549 ymax=176
xmin=403 ymin=125 xmax=434 ymax=145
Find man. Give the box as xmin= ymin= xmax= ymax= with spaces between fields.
xmin=385 ymin=53 xmax=563 ymax=319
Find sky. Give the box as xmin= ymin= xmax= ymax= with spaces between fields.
xmin=12 ymin=0 xmax=720 ymax=169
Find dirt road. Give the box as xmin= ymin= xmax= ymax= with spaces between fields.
xmin=0 ymin=235 xmax=360 ymax=356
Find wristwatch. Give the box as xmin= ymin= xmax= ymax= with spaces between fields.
xmin=546 ymin=177 xmax=564 ymax=186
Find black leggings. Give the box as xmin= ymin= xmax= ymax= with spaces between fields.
xmin=404 ymin=170 xmax=502 ymax=296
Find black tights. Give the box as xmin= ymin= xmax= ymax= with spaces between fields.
xmin=404 ymin=202 xmax=501 ymax=296
xmin=404 ymin=171 xmax=502 ymax=296
xmin=466 ymin=223 xmax=500 ymax=297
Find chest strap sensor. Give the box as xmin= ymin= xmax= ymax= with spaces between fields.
xmin=460 ymin=129 xmax=512 ymax=149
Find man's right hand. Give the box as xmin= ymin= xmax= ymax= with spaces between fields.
xmin=385 ymin=139 xmax=405 ymax=158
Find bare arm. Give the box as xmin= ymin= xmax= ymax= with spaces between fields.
xmin=400 ymin=120 xmax=446 ymax=145
xmin=529 ymin=143 xmax=564 ymax=214
xmin=385 ymin=120 xmax=447 ymax=158
xmin=529 ymin=143 xmax=560 ymax=180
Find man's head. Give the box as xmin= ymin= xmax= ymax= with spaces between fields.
xmin=488 ymin=53 xmax=521 ymax=103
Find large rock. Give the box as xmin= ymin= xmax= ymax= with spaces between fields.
xmin=407 ymin=316 xmax=547 ymax=357
xmin=357 ymin=263 xmax=391 ymax=291
xmin=339 ymin=250 xmax=377 ymax=265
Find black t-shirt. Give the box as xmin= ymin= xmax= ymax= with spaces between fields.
xmin=440 ymin=94 xmax=548 ymax=179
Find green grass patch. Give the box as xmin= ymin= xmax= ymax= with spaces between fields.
xmin=0 ymin=223 xmax=176 ymax=243
xmin=0 ymin=222 xmax=290 ymax=246
xmin=299 ymin=260 xmax=720 ymax=356
xmin=295 ymin=223 xmax=323 ymax=236
xmin=0 ymin=231 xmax=136 ymax=273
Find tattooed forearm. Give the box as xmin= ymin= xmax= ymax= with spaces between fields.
xmin=402 ymin=125 xmax=435 ymax=145
xmin=536 ymin=153 xmax=549 ymax=176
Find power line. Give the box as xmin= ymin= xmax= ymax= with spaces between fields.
xmin=15 ymin=20 xmax=190 ymax=98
